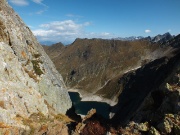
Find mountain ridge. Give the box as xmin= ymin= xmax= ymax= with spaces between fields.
xmin=43 ymin=34 xmax=176 ymax=105
xmin=114 ymin=32 xmax=174 ymax=43
xmin=41 ymin=32 xmax=174 ymax=46
xmin=43 ymin=34 xmax=180 ymax=135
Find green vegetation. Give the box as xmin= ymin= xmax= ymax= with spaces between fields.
xmin=31 ymin=60 xmax=43 ymax=75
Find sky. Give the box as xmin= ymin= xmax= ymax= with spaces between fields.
xmin=8 ymin=0 xmax=180 ymax=44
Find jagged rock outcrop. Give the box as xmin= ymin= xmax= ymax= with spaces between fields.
xmin=73 ymin=109 xmax=108 ymax=135
xmin=152 ymin=32 xmax=173 ymax=43
xmin=0 ymin=0 xmax=72 ymax=131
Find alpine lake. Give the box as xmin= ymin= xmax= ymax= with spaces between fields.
xmin=68 ymin=92 xmax=111 ymax=119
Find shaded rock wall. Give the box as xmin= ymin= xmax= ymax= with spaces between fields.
xmin=111 ymin=35 xmax=180 ymax=126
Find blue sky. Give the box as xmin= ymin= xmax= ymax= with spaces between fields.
xmin=8 ymin=0 xmax=180 ymax=44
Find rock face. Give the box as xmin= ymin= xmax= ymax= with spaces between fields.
xmin=73 ymin=109 xmax=108 ymax=135
xmin=152 ymin=32 xmax=173 ymax=43
xmin=0 ymin=0 xmax=71 ymax=129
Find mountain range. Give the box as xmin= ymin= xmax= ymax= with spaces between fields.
xmin=41 ymin=32 xmax=174 ymax=46
xmin=113 ymin=32 xmax=174 ymax=43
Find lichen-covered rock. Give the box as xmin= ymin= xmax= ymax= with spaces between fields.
xmin=135 ymin=122 xmax=149 ymax=132
xmin=149 ymin=127 xmax=160 ymax=135
xmin=0 ymin=0 xmax=71 ymax=130
xmin=157 ymin=118 xmax=172 ymax=134
xmin=157 ymin=114 xmax=180 ymax=135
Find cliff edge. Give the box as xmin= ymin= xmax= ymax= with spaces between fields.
xmin=0 ymin=0 xmax=72 ymax=132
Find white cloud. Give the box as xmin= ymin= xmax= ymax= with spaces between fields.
xmin=32 ymin=0 xmax=48 ymax=14
xmin=145 ymin=29 xmax=151 ymax=33
xmin=32 ymin=0 xmax=43 ymax=4
xmin=32 ymin=0 xmax=47 ymax=7
xmin=39 ymin=20 xmax=85 ymax=32
xmin=101 ymin=32 xmax=111 ymax=36
xmin=9 ymin=0 xmax=29 ymax=6
xmin=9 ymin=0 xmax=48 ymax=14
xmin=32 ymin=20 xmax=115 ymax=44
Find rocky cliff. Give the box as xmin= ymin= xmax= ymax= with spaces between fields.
xmin=0 ymin=0 xmax=72 ymax=132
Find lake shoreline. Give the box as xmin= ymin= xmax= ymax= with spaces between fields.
xmin=68 ymin=91 xmax=111 ymax=119
xmin=68 ymin=89 xmax=117 ymax=106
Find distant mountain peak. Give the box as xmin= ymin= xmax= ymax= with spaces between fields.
xmin=152 ymin=32 xmax=173 ymax=43
xmin=112 ymin=32 xmax=173 ymax=43
xmin=113 ymin=36 xmax=144 ymax=41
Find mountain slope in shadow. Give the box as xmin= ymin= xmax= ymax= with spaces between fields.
xmin=43 ymin=38 xmax=173 ymax=104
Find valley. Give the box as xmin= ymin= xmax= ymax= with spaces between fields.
xmin=43 ymin=34 xmax=175 ymax=105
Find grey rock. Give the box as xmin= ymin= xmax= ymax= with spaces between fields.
xmin=149 ymin=127 xmax=160 ymax=135
xmin=157 ymin=119 xmax=172 ymax=134
xmin=0 ymin=0 xmax=71 ymax=129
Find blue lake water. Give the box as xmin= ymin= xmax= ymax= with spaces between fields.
xmin=68 ymin=92 xmax=111 ymax=119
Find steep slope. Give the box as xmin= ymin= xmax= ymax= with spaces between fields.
xmin=0 ymin=0 xmax=71 ymax=132
xmin=42 ymin=42 xmax=65 ymax=59
xmin=108 ymin=35 xmax=180 ymax=134
xmin=73 ymin=35 xmax=180 ymax=135
xmin=43 ymin=38 xmax=173 ymax=104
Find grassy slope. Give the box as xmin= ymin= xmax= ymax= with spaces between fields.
xmin=43 ymin=39 xmax=164 ymax=100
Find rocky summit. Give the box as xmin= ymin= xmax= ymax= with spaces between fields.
xmin=0 ymin=0 xmax=72 ymax=133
